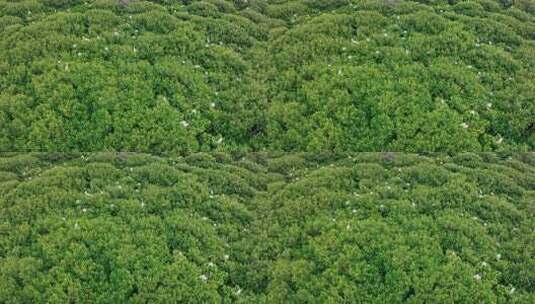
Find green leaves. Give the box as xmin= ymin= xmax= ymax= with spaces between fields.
xmin=0 ymin=1 xmax=534 ymax=298
xmin=3 ymin=152 xmax=533 ymax=302
xmin=0 ymin=0 xmax=534 ymax=152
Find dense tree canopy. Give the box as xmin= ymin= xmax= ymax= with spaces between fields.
xmin=1 ymin=152 xmax=534 ymax=302
xmin=1 ymin=1 xmax=534 ymax=302
xmin=0 ymin=0 xmax=534 ymax=152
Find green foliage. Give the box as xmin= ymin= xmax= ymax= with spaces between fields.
xmin=0 ymin=0 xmax=267 ymax=152
xmin=257 ymin=0 xmax=535 ymax=151
xmin=0 ymin=0 xmax=533 ymax=152
xmin=0 ymin=152 xmax=533 ymax=302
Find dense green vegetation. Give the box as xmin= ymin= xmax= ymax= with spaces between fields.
xmin=1 ymin=0 xmax=534 ymax=152
xmin=1 ymin=1 xmax=534 ymax=302
xmin=1 ymin=152 xmax=534 ymax=302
